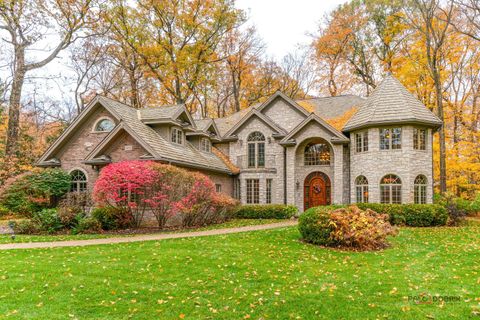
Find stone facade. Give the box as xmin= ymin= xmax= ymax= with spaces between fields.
xmin=38 ymin=76 xmax=441 ymax=211
xmin=349 ymin=126 xmax=434 ymax=204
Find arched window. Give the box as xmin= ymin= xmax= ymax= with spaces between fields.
xmin=304 ymin=140 xmax=330 ymax=165
xmin=247 ymin=132 xmax=265 ymax=168
xmin=414 ymin=175 xmax=427 ymax=204
xmin=94 ymin=118 xmax=115 ymax=132
xmin=70 ymin=170 xmax=87 ymax=192
xmin=380 ymin=174 xmax=402 ymax=204
xmin=355 ymin=175 xmax=369 ymax=203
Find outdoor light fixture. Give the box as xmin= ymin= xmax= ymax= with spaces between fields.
xmin=296 ymin=180 xmax=300 ymax=190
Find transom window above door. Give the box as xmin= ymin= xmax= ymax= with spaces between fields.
xmin=247 ymin=131 xmax=265 ymax=168
xmin=304 ymin=139 xmax=330 ymax=165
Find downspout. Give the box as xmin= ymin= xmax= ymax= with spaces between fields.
xmin=283 ymin=146 xmax=287 ymax=205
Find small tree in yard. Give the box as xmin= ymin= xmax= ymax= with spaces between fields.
xmin=93 ymin=161 xmax=158 ymax=227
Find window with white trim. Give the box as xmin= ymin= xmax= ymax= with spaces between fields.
xmin=247 ymin=132 xmax=265 ymax=168
xmin=171 ymin=127 xmax=183 ymax=144
xmin=215 ymin=184 xmax=222 ymax=193
xmin=355 ymin=175 xmax=369 ymax=203
xmin=413 ymin=128 xmax=426 ymax=150
xmin=70 ymin=170 xmax=87 ymax=192
xmin=380 ymin=128 xmax=402 ymax=150
xmin=355 ymin=131 xmax=368 ymax=153
xmin=414 ymin=175 xmax=427 ymax=204
xmin=380 ymin=174 xmax=402 ymax=204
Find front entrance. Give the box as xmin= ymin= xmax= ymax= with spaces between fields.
xmin=304 ymin=172 xmax=331 ymax=210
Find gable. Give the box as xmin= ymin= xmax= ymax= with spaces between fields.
xmin=38 ymin=100 xmax=119 ymax=165
xmin=224 ymin=110 xmax=287 ymax=138
xmin=102 ymin=131 xmax=149 ymax=162
xmin=281 ymin=114 xmax=349 ymax=145
xmin=262 ymin=97 xmax=307 ymax=131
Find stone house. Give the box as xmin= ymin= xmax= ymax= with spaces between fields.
xmin=37 ymin=75 xmax=442 ymax=211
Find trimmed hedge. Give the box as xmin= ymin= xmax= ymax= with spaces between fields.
xmin=234 ymin=204 xmax=298 ymax=219
xmin=298 ymin=205 xmax=343 ymax=245
xmin=356 ymin=203 xmax=448 ymax=227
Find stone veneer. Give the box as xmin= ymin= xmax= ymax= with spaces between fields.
xmin=349 ymin=125 xmax=434 ymax=204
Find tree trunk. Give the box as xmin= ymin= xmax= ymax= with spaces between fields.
xmin=6 ymin=47 xmax=26 ymax=157
xmin=433 ymin=70 xmax=447 ymax=194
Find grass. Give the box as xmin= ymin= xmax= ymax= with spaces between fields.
xmin=0 ymin=222 xmax=479 ymax=319
xmin=0 ymin=219 xmax=283 ymax=244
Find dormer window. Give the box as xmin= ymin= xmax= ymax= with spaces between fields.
xmin=171 ymin=127 xmax=183 ymax=144
xmin=94 ymin=118 xmax=115 ymax=132
xmin=200 ymin=137 xmax=211 ymax=152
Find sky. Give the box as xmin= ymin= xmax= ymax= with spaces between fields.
xmin=236 ymin=0 xmax=347 ymax=58
xmin=2 ymin=0 xmax=348 ymax=113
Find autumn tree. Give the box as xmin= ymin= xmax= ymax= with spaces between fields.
xmin=0 ymin=0 xmax=99 ymax=157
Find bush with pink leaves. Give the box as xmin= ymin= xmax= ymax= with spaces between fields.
xmin=93 ymin=161 xmax=238 ymax=228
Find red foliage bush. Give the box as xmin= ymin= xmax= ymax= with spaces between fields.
xmin=93 ymin=161 xmax=238 ymax=228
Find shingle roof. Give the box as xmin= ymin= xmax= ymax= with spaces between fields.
xmin=96 ymin=96 xmax=232 ymax=174
xmin=343 ymin=75 xmax=442 ymax=132
xmin=297 ymin=95 xmax=365 ymax=119
xmin=138 ymin=104 xmax=184 ymax=120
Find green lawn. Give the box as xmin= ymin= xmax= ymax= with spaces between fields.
xmin=0 ymin=222 xmax=479 ymax=319
xmin=0 ymin=219 xmax=282 ymax=244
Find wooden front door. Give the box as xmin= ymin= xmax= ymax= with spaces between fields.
xmin=309 ymin=177 xmax=327 ymax=207
xmin=304 ymin=172 xmax=331 ymax=210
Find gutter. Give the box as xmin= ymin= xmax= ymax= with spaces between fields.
xmin=283 ymin=146 xmax=287 ymax=205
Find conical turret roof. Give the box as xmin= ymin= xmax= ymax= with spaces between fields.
xmin=343 ymin=74 xmax=442 ymax=132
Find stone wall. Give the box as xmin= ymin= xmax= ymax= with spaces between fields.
xmin=349 ymin=125 xmax=434 ymax=204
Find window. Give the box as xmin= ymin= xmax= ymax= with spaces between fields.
xmin=380 ymin=128 xmax=402 ymax=150
xmin=246 ymin=179 xmax=260 ymax=204
xmin=200 ymin=138 xmax=211 ymax=152
xmin=380 ymin=174 xmax=402 ymax=204
xmin=234 ymin=179 xmax=241 ymax=200
xmin=413 ymin=128 xmax=426 ymax=150
xmin=215 ymin=184 xmax=222 ymax=193
xmin=247 ymin=132 xmax=265 ymax=168
xmin=266 ymin=179 xmax=272 ymax=204
xmin=70 ymin=169 xmax=87 ymax=192
xmin=304 ymin=140 xmax=330 ymax=165
xmin=94 ymin=118 xmax=115 ymax=132
xmin=355 ymin=175 xmax=369 ymax=203
xmin=414 ymin=175 xmax=427 ymax=204
xmin=171 ymin=127 xmax=183 ymax=144
xmin=355 ymin=131 xmax=369 ymax=153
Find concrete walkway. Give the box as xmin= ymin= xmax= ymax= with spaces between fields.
xmin=0 ymin=220 xmax=297 ymax=250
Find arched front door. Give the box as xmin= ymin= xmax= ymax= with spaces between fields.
xmin=304 ymin=172 xmax=331 ymax=210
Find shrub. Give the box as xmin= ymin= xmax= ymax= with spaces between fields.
xmin=329 ymin=206 xmax=398 ymax=250
xmin=0 ymin=206 xmax=9 ymax=218
xmin=74 ymin=217 xmax=102 ymax=234
xmin=11 ymin=219 xmax=40 ymax=234
xmin=298 ymin=206 xmax=340 ymax=246
xmin=356 ymin=203 xmax=448 ymax=227
xmin=93 ymin=161 xmax=159 ymax=227
xmin=0 ymin=169 xmax=71 ymax=216
xmin=234 ymin=204 xmax=298 ymax=219
xmin=32 ymin=208 xmax=63 ymax=234
xmin=91 ymin=206 xmax=133 ymax=230
xmin=94 ymin=161 xmax=237 ymax=229
xmin=298 ymin=205 xmax=397 ymax=250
